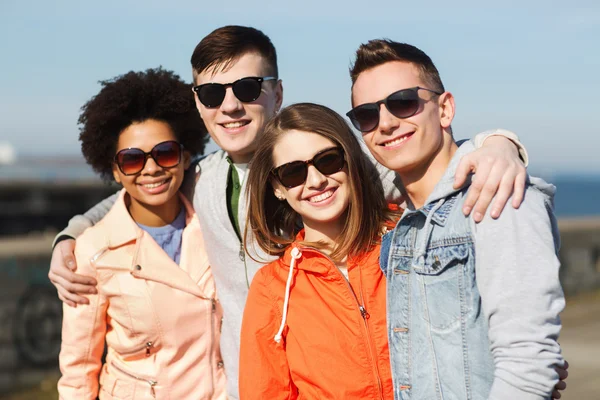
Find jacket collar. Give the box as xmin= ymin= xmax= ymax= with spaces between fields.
xmin=96 ymin=189 xmax=214 ymax=299
xmin=278 ymin=230 xmax=379 ymax=274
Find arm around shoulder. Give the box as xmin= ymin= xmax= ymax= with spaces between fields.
xmin=52 ymin=191 xmax=119 ymax=247
xmin=473 ymin=183 xmax=564 ymax=399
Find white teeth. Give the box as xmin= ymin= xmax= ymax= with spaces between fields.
xmin=383 ymin=135 xmax=409 ymax=147
xmin=309 ymin=189 xmax=334 ymax=203
xmin=142 ymin=180 xmax=166 ymax=189
xmin=223 ymin=121 xmax=248 ymax=129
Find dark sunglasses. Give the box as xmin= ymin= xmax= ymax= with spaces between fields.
xmin=346 ymin=86 xmax=443 ymax=133
xmin=192 ymin=76 xmax=277 ymax=108
xmin=114 ymin=140 xmax=183 ymax=176
xmin=271 ymin=147 xmax=346 ymax=189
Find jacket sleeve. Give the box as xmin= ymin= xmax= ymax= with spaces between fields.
xmin=472 ymin=183 xmax=564 ymax=399
xmin=52 ymin=192 xmax=119 ymax=247
xmin=239 ymin=270 xmax=297 ymax=400
xmin=363 ymin=129 xmax=527 ymax=205
xmin=57 ymin=244 xmax=109 ymax=400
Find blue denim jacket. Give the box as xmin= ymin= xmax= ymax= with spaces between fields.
xmin=381 ymin=142 xmax=564 ymax=400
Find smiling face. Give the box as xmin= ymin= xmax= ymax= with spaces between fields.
xmin=112 ymin=119 xmax=190 ymax=224
xmin=351 ymin=61 xmax=455 ymax=177
xmin=194 ymin=52 xmax=283 ymax=163
xmin=271 ymin=130 xmax=350 ymax=239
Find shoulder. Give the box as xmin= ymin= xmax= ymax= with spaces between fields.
xmin=192 ymin=150 xmax=228 ymax=173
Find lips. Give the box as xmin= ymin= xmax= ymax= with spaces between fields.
xmin=379 ymin=131 xmax=414 ymax=148
xmin=305 ymin=188 xmax=337 ymax=204
xmin=137 ymin=177 xmax=172 ymax=194
xmin=220 ymin=120 xmax=250 ymax=129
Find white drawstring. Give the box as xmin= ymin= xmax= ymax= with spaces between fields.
xmin=274 ymin=247 xmax=302 ymax=343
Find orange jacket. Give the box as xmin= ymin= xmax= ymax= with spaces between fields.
xmin=239 ymin=231 xmax=393 ymax=400
xmin=58 ymin=190 xmax=226 ymax=400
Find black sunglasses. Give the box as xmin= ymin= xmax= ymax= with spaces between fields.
xmin=346 ymin=86 xmax=443 ymax=133
xmin=192 ymin=76 xmax=277 ymax=108
xmin=114 ymin=140 xmax=183 ymax=176
xmin=271 ymin=147 xmax=346 ymax=189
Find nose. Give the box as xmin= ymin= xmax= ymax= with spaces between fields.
xmin=220 ymin=87 xmax=243 ymax=114
xmin=377 ymin=103 xmax=400 ymax=135
xmin=305 ymin=165 xmax=328 ymax=189
xmin=142 ymin=155 xmax=161 ymax=175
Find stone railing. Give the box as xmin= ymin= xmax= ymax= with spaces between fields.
xmin=558 ymin=217 xmax=600 ymax=295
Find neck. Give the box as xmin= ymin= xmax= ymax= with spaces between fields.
xmin=127 ymin=194 xmax=182 ymax=227
xmin=302 ymin=216 xmax=345 ymax=256
xmin=228 ymin=151 xmax=254 ymax=164
xmin=400 ymin=136 xmax=458 ymax=210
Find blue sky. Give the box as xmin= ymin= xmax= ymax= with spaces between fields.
xmin=0 ymin=1 xmax=598 ymax=174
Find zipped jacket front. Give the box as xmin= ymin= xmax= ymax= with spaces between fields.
xmin=239 ymin=231 xmax=393 ymax=400
xmin=58 ymin=190 xmax=227 ymax=400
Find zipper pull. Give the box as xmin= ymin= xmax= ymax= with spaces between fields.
xmin=145 ymin=341 xmax=153 ymax=357
xmin=239 ymin=243 xmax=245 ymax=261
xmin=359 ymin=305 xmax=370 ymax=320
xmin=211 ymin=298 xmax=216 ymax=313
xmin=149 ymin=380 xmax=157 ymax=398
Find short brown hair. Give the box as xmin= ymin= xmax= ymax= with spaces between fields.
xmin=244 ymin=103 xmax=392 ymax=262
xmin=190 ymin=25 xmax=278 ymax=81
xmin=350 ymin=39 xmax=444 ymax=93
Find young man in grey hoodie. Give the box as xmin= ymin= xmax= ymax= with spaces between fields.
xmin=348 ymin=39 xmax=565 ymax=399
xmin=49 ymin=26 xmax=533 ymax=398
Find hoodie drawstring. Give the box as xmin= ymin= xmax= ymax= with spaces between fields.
xmin=413 ymin=198 xmax=445 ymax=267
xmin=274 ymin=247 xmax=302 ymax=343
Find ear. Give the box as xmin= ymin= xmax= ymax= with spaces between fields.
xmin=183 ymin=150 xmax=192 ymax=170
xmin=272 ymin=181 xmax=286 ymax=201
xmin=192 ymin=87 xmax=204 ymax=118
xmin=438 ymin=91 xmax=455 ymax=129
xmin=112 ymin=163 xmax=122 ymax=184
xmin=274 ymin=79 xmax=284 ymax=113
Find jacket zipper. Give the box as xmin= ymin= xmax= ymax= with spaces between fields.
xmin=111 ymin=361 xmax=157 ymax=398
xmin=208 ymin=298 xmax=216 ymax=397
xmin=358 ymin=268 xmax=385 ymax=399
xmin=302 ymin=247 xmax=384 ymax=400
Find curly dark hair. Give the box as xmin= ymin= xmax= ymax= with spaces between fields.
xmin=79 ymin=67 xmax=208 ymax=180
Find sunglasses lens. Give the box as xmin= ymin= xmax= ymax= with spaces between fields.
xmin=277 ymin=162 xmax=308 ymax=188
xmin=349 ymin=105 xmax=379 ymax=132
xmin=198 ymin=84 xmax=226 ymax=107
xmin=233 ymin=78 xmax=263 ymax=102
xmin=314 ymin=148 xmax=345 ymax=175
xmin=386 ymin=90 xmax=419 ymax=118
xmin=152 ymin=141 xmax=181 ymax=168
xmin=117 ymin=150 xmax=145 ymax=175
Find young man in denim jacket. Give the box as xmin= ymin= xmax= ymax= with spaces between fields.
xmin=347 ymin=39 xmax=565 ymax=400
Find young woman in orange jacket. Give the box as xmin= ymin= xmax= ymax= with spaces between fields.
xmin=240 ymin=103 xmax=397 ymax=399
xmin=57 ymin=68 xmax=226 ymax=399
xmin=239 ymin=103 xmax=568 ymax=400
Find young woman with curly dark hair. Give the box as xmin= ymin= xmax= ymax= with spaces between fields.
xmin=58 ymin=68 xmax=227 ymax=399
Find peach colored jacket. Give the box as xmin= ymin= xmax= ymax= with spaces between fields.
xmin=58 ymin=190 xmax=226 ymax=400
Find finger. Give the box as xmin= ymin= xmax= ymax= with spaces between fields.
xmin=557 ymin=366 xmax=569 ymax=381
xmin=59 ymin=240 xmax=78 ymax=271
xmin=555 ymin=380 xmax=567 ymax=390
xmin=564 ymin=360 xmax=569 ymax=370
xmin=454 ymin=154 xmax=474 ymax=190
xmin=470 ymin=166 xmax=501 ymax=223
xmin=56 ymin=283 xmax=90 ymax=305
xmin=552 ymin=389 xmax=561 ymax=399
xmin=53 ymin=274 xmax=97 ymax=296
xmin=511 ymin=167 xmax=527 ymax=209
xmin=463 ymin=165 xmax=492 ymax=218
xmin=490 ymin=170 xmax=517 ymax=219
xmin=53 ymin=266 xmax=98 ymax=287
xmin=57 ymin=292 xmax=77 ymax=308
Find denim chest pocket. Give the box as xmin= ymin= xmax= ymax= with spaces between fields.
xmin=412 ymin=242 xmax=473 ymax=332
